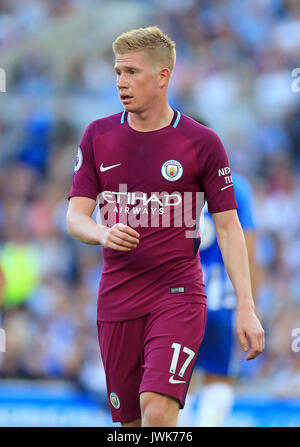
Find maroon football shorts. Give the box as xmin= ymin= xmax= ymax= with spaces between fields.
xmin=97 ymin=299 xmax=207 ymax=423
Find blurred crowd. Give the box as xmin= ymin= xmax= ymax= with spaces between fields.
xmin=0 ymin=0 xmax=83 ymax=50
xmin=0 ymin=0 xmax=300 ymax=398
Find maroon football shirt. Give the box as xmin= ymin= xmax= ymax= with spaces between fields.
xmin=69 ymin=110 xmax=237 ymax=321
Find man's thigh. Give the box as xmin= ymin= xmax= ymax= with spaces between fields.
xmin=140 ymin=301 xmax=207 ymax=409
xmin=97 ymin=316 xmax=147 ymax=423
xmin=98 ymin=300 xmax=207 ymax=423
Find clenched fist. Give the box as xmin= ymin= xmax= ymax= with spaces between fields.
xmin=100 ymin=223 xmax=140 ymax=252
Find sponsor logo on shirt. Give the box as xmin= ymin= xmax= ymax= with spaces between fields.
xmin=101 ymin=191 xmax=182 ymax=207
xmin=97 ymin=184 xmax=205 ymax=237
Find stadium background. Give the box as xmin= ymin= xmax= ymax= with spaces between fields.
xmin=0 ymin=0 xmax=300 ymax=427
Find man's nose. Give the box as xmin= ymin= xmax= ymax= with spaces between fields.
xmin=117 ymin=73 xmax=129 ymax=89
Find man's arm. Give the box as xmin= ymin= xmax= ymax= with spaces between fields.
xmin=66 ymin=196 xmax=140 ymax=251
xmin=212 ymin=209 xmax=264 ymax=360
xmin=244 ymin=231 xmax=260 ymax=301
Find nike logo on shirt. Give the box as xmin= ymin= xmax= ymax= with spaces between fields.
xmin=100 ymin=163 xmax=121 ymax=172
xmin=169 ymin=375 xmax=186 ymax=384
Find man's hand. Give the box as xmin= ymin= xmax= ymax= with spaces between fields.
xmin=100 ymin=223 xmax=140 ymax=251
xmin=236 ymin=307 xmax=265 ymax=360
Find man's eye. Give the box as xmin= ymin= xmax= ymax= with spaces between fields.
xmin=130 ymin=70 xmax=135 ymax=74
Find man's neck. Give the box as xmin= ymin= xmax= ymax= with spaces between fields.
xmin=127 ymin=103 xmax=174 ymax=132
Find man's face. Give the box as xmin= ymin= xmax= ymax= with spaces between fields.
xmin=114 ymin=51 xmax=161 ymax=113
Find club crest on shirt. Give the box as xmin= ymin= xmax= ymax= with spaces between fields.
xmin=74 ymin=147 xmax=83 ymax=172
xmin=161 ymin=159 xmax=183 ymax=182
xmin=110 ymin=392 xmax=121 ymax=409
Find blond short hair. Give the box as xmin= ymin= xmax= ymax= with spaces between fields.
xmin=112 ymin=26 xmax=176 ymax=74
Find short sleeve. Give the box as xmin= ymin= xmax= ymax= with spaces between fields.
xmin=200 ymin=130 xmax=237 ymax=214
xmin=68 ymin=123 xmax=100 ymax=201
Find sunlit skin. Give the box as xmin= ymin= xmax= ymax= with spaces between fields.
xmin=114 ymin=51 xmax=174 ymax=132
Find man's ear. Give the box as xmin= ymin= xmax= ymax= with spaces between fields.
xmin=158 ymin=67 xmax=171 ymax=88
